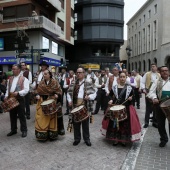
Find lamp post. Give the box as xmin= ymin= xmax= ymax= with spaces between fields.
xmin=126 ymin=46 xmax=132 ymax=71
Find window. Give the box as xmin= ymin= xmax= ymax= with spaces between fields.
xmin=58 ymin=45 xmax=64 ymax=57
xmin=129 ymin=28 xmax=131 ymax=34
xmin=135 ymin=34 xmax=137 ymax=56
xmin=139 ymin=19 xmax=141 ymax=26
xmin=3 ymin=4 xmax=30 ymax=20
xmin=42 ymin=37 xmax=49 ymax=49
xmin=138 ymin=31 xmax=141 ymax=55
xmin=143 ymin=15 xmax=146 ymax=23
xmin=58 ymin=18 xmax=64 ymax=31
xmin=154 ymin=4 xmax=157 ymax=14
xmin=71 ymin=28 xmax=74 ymax=37
xmin=74 ymin=13 xmax=77 ymax=21
xmin=59 ymin=0 xmax=64 ymax=9
xmin=148 ymin=10 xmax=151 ymax=18
xmin=52 ymin=41 xmax=58 ymax=55
xmin=147 ymin=24 xmax=151 ymax=52
xmin=132 ymin=26 xmax=134 ymax=32
xmin=142 ymin=28 xmax=146 ymax=53
xmin=131 ymin=37 xmax=133 ymax=56
xmin=71 ymin=8 xmax=74 ymax=18
xmin=153 ymin=20 xmax=157 ymax=50
xmin=135 ymin=22 xmax=137 ymax=29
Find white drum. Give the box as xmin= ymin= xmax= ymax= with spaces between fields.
xmin=41 ymin=99 xmax=57 ymax=115
xmin=110 ymin=105 xmax=127 ymax=121
xmin=71 ymin=105 xmax=88 ymax=122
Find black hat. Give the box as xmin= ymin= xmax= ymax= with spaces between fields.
xmin=39 ymin=61 xmax=49 ymax=67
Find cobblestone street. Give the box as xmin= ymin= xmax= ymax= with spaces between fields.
xmin=0 ymin=96 xmax=144 ymax=170
xmin=0 ymin=95 xmax=165 ymax=170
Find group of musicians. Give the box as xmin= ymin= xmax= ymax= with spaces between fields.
xmin=2 ymin=61 xmax=170 ymax=148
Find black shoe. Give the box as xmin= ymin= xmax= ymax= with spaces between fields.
xmin=143 ymin=124 xmax=148 ymax=128
xmin=26 ymin=115 xmax=30 ymax=119
xmin=73 ymin=141 xmax=80 ymax=146
xmin=159 ymin=141 xmax=168 ymax=147
xmin=92 ymin=112 xmax=97 ymax=115
xmin=137 ymin=106 xmax=140 ymax=109
xmin=58 ymin=129 xmax=65 ymax=135
xmin=22 ymin=131 xmax=27 ymax=138
xmin=113 ymin=141 xmax=118 ymax=146
xmin=152 ymin=123 xmax=158 ymax=128
xmin=7 ymin=131 xmax=17 ymax=136
xmin=121 ymin=142 xmax=126 ymax=147
xmin=85 ymin=141 xmax=91 ymax=146
xmin=64 ymin=113 xmax=69 ymax=115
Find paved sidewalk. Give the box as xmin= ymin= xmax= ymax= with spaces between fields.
xmin=135 ymin=124 xmax=170 ymax=170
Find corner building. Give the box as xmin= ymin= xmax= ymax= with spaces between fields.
xmin=127 ymin=0 xmax=170 ymax=72
xmin=69 ymin=0 xmax=124 ymax=69
xmin=0 ymin=0 xmax=74 ymax=73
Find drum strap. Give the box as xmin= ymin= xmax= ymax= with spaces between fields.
xmin=115 ymin=85 xmax=127 ymax=104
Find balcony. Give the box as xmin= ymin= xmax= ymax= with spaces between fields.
xmin=27 ymin=16 xmax=61 ymax=37
xmin=35 ymin=0 xmax=61 ymax=12
xmin=1 ymin=16 xmax=61 ymax=37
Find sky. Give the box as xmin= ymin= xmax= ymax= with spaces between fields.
xmin=124 ymin=0 xmax=148 ymax=39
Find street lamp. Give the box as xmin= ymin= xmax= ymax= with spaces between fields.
xmin=126 ymin=46 xmax=132 ymax=71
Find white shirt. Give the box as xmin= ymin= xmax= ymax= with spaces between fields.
xmin=20 ymin=70 xmax=32 ymax=84
xmin=67 ymin=79 xmax=96 ymax=103
xmin=141 ymin=72 xmax=159 ymax=89
xmin=105 ymin=76 xmax=118 ymax=94
xmin=86 ymin=73 xmax=97 ymax=83
xmin=126 ymin=77 xmax=137 ymax=88
xmin=61 ymin=73 xmax=66 ymax=81
xmin=147 ymin=79 xmax=170 ymax=99
xmin=95 ymin=77 xmax=106 ymax=90
xmin=5 ymin=75 xmax=29 ymax=98
xmin=37 ymin=71 xmax=43 ymax=84
xmin=63 ymin=77 xmax=74 ymax=89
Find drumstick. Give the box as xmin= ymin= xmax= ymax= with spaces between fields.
xmin=121 ymin=95 xmax=133 ymax=105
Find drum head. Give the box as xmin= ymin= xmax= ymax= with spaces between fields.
xmin=110 ymin=105 xmax=125 ymax=111
xmin=41 ymin=99 xmax=54 ymax=106
xmin=160 ymin=99 xmax=170 ymax=107
xmin=71 ymin=105 xmax=84 ymax=113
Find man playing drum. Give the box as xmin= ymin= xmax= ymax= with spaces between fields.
xmin=4 ymin=64 xmax=29 ymax=138
xmin=67 ymin=67 xmax=96 ymax=146
xmin=147 ymin=66 xmax=170 ymax=147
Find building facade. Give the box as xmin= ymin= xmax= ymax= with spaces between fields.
xmin=67 ymin=0 xmax=124 ymax=70
xmin=127 ymin=0 xmax=170 ymax=72
xmin=0 ymin=0 xmax=74 ymax=73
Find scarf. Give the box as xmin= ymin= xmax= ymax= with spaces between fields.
xmin=37 ymin=78 xmax=62 ymax=96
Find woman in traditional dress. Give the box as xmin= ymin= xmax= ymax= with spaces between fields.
xmin=101 ymin=72 xmax=141 ymax=146
xmin=35 ymin=70 xmax=63 ymax=141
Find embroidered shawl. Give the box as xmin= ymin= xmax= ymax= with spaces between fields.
xmin=37 ymin=78 xmax=62 ymax=96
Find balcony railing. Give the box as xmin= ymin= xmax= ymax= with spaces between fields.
xmin=2 ymin=16 xmax=61 ymax=37
xmin=28 ymin=16 xmax=61 ymax=36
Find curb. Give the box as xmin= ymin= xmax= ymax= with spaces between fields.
xmin=121 ymin=126 xmax=147 ymax=170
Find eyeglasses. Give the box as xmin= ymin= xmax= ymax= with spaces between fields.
xmin=77 ymin=72 xmax=83 ymax=74
xmin=21 ymin=65 xmax=25 ymax=66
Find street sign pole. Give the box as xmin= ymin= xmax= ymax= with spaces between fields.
xmin=31 ymin=46 xmax=33 ymax=77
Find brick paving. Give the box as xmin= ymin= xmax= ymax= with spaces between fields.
xmin=3 ymin=95 xmax=167 ymax=170
xmin=134 ymin=97 xmax=170 ymax=170
xmin=0 ymin=98 xmax=133 ymax=170
xmin=135 ymin=124 xmax=170 ymax=170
